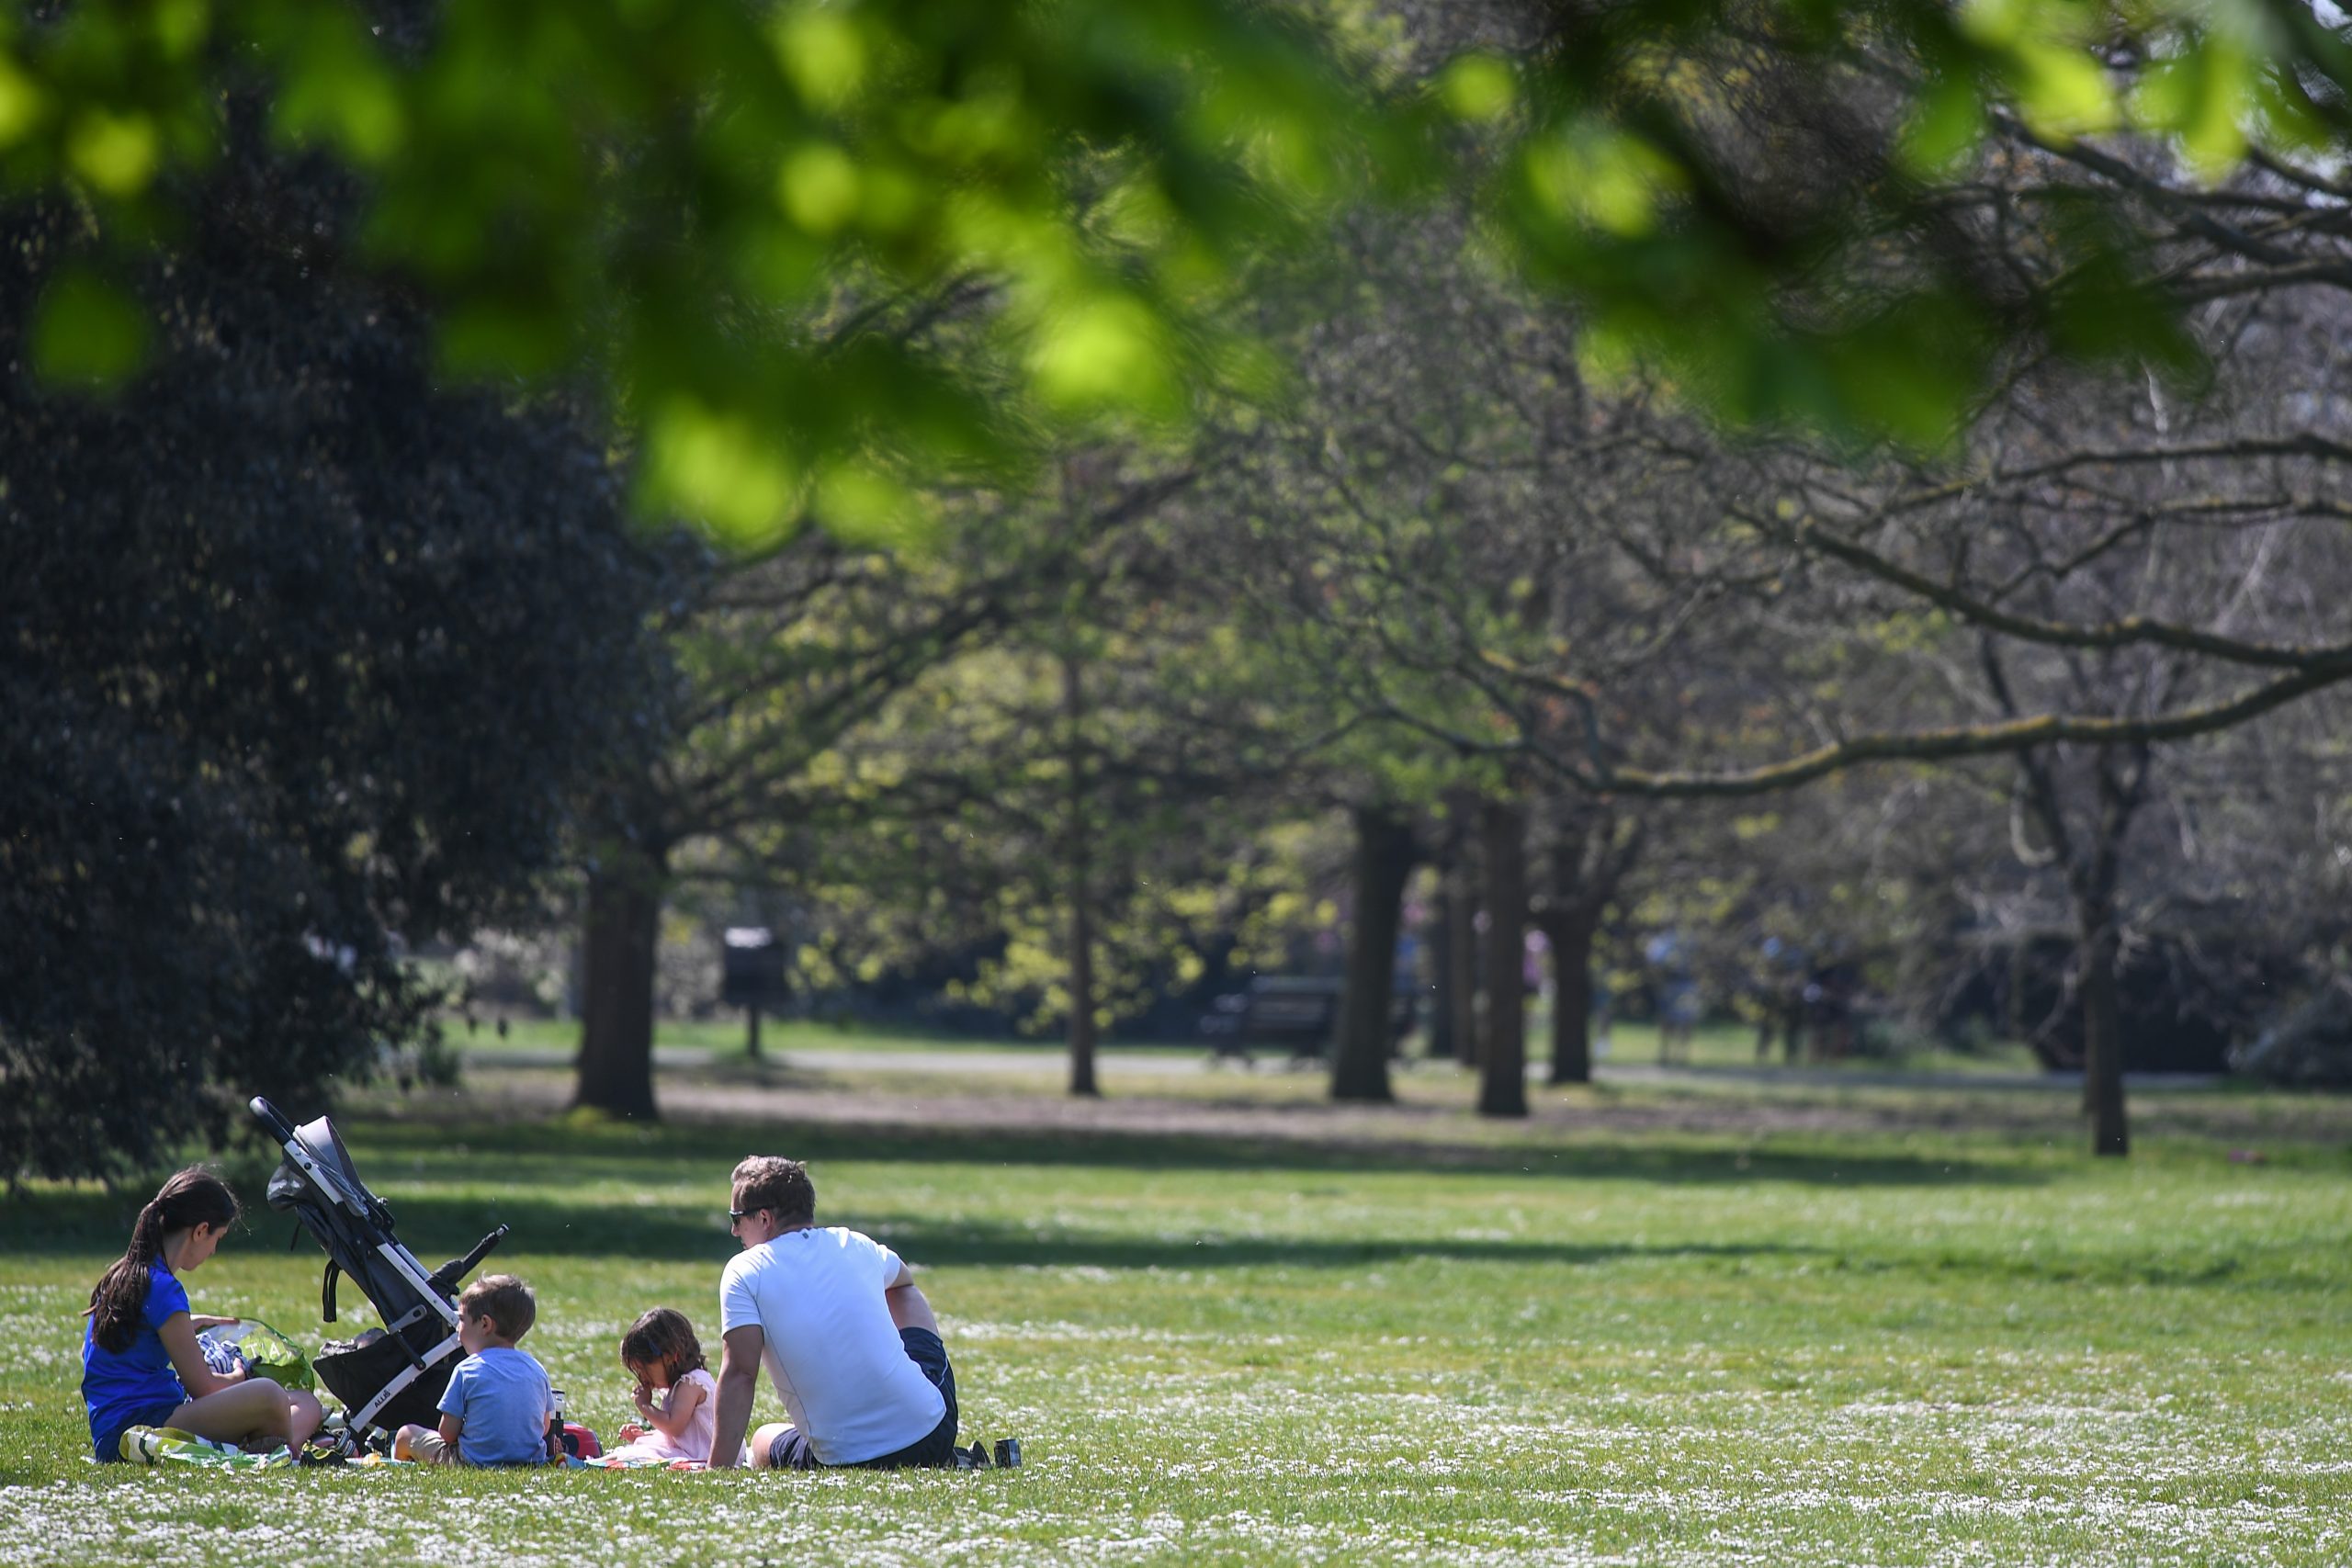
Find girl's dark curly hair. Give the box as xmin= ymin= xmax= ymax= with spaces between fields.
xmin=618 ymin=1306 xmax=707 ymax=1384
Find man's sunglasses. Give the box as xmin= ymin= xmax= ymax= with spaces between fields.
xmin=727 ymin=1207 xmax=764 ymax=1227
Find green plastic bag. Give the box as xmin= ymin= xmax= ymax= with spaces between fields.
xmin=198 ymin=1319 xmax=315 ymax=1393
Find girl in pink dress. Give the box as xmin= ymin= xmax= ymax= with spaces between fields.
xmin=605 ymin=1307 xmax=718 ymax=1464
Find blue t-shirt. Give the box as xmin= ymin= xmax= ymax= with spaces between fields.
xmin=82 ymin=1262 xmax=191 ymax=1453
xmin=436 ymin=1346 xmax=552 ymax=1465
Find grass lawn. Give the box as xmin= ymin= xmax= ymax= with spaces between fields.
xmin=3 ymin=1077 xmax=2347 ymax=1566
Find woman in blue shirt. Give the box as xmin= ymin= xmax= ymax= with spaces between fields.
xmin=82 ymin=1168 xmax=324 ymax=1461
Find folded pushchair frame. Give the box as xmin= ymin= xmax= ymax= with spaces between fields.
xmin=249 ymin=1096 xmax=508 ymax=1454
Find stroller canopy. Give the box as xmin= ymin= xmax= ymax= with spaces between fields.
xmin=261 ymin=1106 xmax=456 ymax=1334
xmin=268 ymin=1114 xmax=395 ymax=1230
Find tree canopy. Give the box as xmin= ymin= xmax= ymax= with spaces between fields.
xmin=0 ymin=101 xmax=670 ymax=1183
xmin=6 ymin=0 xmax=2346 ymax=500
xmin=0 ymin=0 xmax=1437 ymax=548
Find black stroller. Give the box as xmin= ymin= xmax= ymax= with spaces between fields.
xmin=249 ymin=1097 xmax=510 ymax=1457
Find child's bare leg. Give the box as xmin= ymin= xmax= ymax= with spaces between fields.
xmin=392 ymin=1423 xmax=455 ymax=1463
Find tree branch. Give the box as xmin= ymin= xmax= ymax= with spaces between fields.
xmin=1572 ymin=662 xmax=2352 ymax=797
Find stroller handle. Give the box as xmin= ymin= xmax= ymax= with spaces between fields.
xmin=249 ymin=1096 xmax=297 ymax=1145
xmin=428 ymin=1224 xmax=512 ymax=1300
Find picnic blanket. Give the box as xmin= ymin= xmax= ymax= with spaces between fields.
xmin=341 ymin=1452 xmax=624 ymax=1471
xmin=110 ymin=1436 xmax=616 ymax=1473
xmin=116 ymin=1426 xmax=295 ymax=1472
xmin=578 ymin=1451 xmax=707 ymax=1472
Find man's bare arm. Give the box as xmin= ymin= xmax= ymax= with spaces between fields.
xmin=708 ymin=1324 xmax=765 ymax=1470
xmin=883 ymin=1261 xmax=939 ymax=1334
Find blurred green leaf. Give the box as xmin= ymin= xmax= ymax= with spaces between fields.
xmin=29 ymin=267 xmax=150 ymax=389
xmin=1439 ymin=55 xmax=1516 ymax=122
xmin=437 ymin=298 xmax=571 ymax=380
xmin=770 ymin=6 xmax=868 ymax=111
xmin=776 ymin=142 xmax=861 ymax=235
xmin=1957 ymin=0 xmax=2033 ymax=49
xmin=642 ymin=396 xmax=800 ymax=548
xmin=1522 ymin=125 xmax=1680 ymax=238
xmin=272 ymin=14 xmax=406 ymax=164
xmin=2007 ymin=38 xmax=2117 ymax=139
xmin=2133 ymin=34 xmax=2249 ymax=176
xmin=813 ymin=462 xmax=936 ymax=552
xmin=0 ymin=52 xmax=45 ymax=146
xmin=152 ymin=0 xmax=209 ymax=61
xmin=1899 ymin=73 xmax=1984 ymax=174
xmin=1027 ymin=292 xmax=1183 ymax=419
xmin=66 ymin=108 xmax=157 ymax=197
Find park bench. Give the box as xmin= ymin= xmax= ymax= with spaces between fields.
xmin=1200 ymin=976 xmax=1339 ymax=1067
xmin=1201 ymin=977 xmax=1417 ymax=1068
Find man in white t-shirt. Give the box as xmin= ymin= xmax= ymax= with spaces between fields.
xmin=707 ymin=1155 xmax=958 ymax=1471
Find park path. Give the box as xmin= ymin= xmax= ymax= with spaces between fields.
xmin=425 ymin=1055 xmax=2343 ymax=1150
xmin=777 ymin=1050 xmax=2224 ymax=1092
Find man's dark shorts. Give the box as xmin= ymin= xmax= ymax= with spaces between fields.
xmin=765 ymin=1327 xmax=958 ymax=1471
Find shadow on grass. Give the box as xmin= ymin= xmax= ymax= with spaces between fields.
xmin=0 ymin=1111 xmax=2042 ymax=1262
xmin=856 ymin=1224 xmax=1827 ymax=1274
xmin=0 ymin=1145 xmax=2036 ymax=1259
xmin=336 ymin=1113 xmax=2049 ymax=1191
xmin=6 ymin=1189 xmax=2309 ymax=1294
xmin=0 ymin=1185 xmax=1831 ymax=1273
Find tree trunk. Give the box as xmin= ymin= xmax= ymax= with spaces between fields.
xmin=745 ymin=1005 xmax=762 ymax=1061
xmin=1544 ymin=911 xmax=1598 ymax=1086
xmin=576 ymin=853 xmax=663 ymax=1120
xmin=1426 ymin=876 xmax=1457 ymax=1061
xmin=2078 ymin=891 xmax=2128 ymax=1156
xmin=1062 ymin=649 xmax=1099 ymax=1098
xmin=1332 ymin=807 xmax=1416 ymax=1102
xmin=1478 ymin=798 xmax=1529 ymax=1118
xmin=1449 ymin=851 xmax=1482 ymax=1071
xmin=2011 ymin=748 xmax=2142 ymax=1155
xmin=1069 ymin=891 xmax=1098 ymax=1096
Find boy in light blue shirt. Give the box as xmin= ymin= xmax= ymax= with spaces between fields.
xmin=394 ymin=1274 xmax=557 ymax=1466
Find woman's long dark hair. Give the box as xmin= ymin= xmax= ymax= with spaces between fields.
xmin=88 ymin=1168 xmax=240 ymax=1353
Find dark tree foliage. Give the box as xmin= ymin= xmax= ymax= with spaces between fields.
xmin=0 ymin=108 xmax=673 ymax=1183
